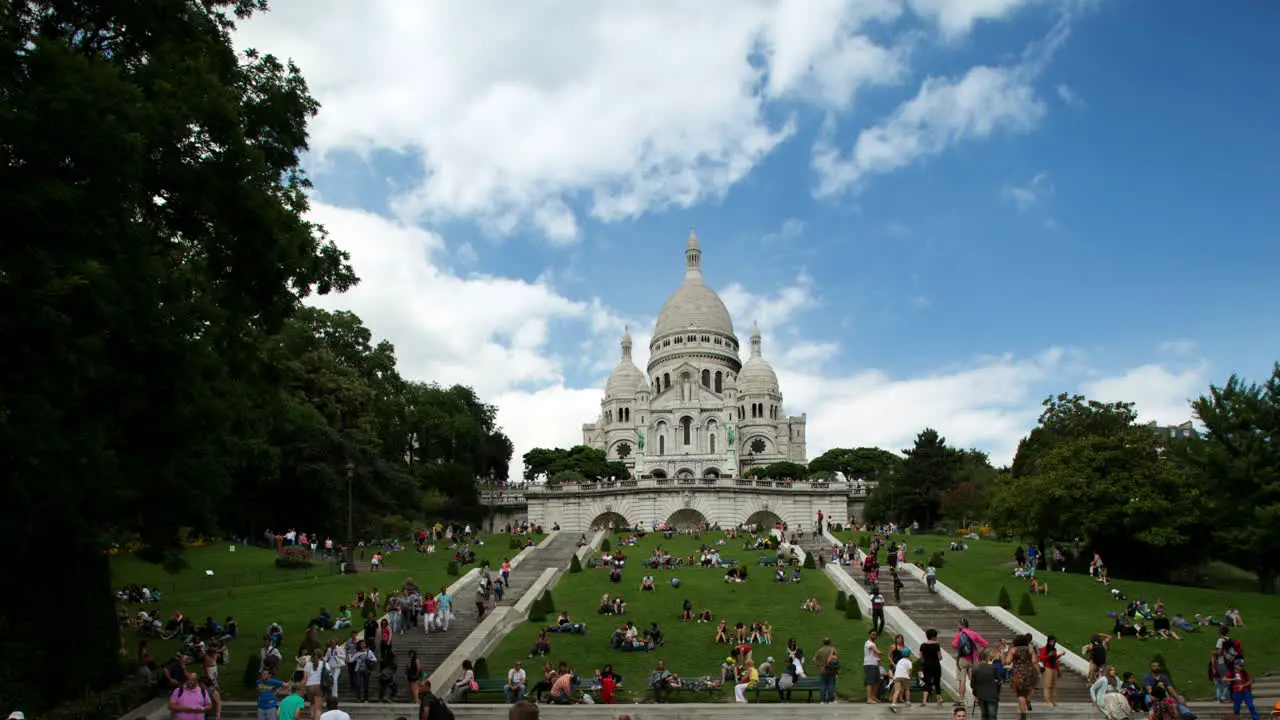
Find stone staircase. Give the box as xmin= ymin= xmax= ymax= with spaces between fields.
xmin=338 ymin=533 xmax=580 ymax=703
xmin=888 ymin=563 xmax=1094 ymax=704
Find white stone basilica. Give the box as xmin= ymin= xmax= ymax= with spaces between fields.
xmin=582 ymin=229 xmax=807 ymax=479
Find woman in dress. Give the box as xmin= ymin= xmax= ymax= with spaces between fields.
xmin=1005 ymin=633 xmax=1041 ymax=720
xmin=919 ymin=628 xmax=944 ymax=706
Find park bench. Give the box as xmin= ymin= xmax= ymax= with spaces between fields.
xmin=459 ymin=678 xmax=511 ymax=702
xmin=752 ymin=676 xmax=822 ymax=703
xmin=649 ymin=675 xmax=724 ymax=700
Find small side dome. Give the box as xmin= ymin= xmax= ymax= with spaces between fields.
xmin=605 ymin=328 xmax=645 ymax=398
xmin=738 ymin=321 xmax=779 ymax=393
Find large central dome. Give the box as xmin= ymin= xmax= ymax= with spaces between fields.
xmin=652 ymin=228 xmax=737 ymax=340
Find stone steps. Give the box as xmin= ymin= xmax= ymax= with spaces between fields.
xmin=337 ymin=534 xmax=579 ymax=703
xmin=885 ymin=567 xmax=1093 ymax=704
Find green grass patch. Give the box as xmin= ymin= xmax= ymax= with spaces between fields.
xmin=483 ymin=531 xmax=871 ymax=703
xmin=111 ymin=535 xmax=532 ymax=699
xmin=899 ymin=534 xmax=1280 ymax=700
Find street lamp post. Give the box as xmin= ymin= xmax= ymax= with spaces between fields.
xmin=345 ymin=461 xmax=355 ymax=569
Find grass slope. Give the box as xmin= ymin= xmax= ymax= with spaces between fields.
xmin=843 ymin=533 xmax=1278 ymax=700
xmin=111 ymin=536 xmax=534 ymax=699
xmin=482 ymin=531 xmax=871 ymax=703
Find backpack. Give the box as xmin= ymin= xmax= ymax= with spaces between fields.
xmin=1223 ymin=639 xmax=1242 ymax=662
xmin=421 ymin=692 xmax=455 ymax=720
xmin=957 ymin=631 xmax=975 ymax=659
xmin=177 ymin=686 xmax=209 ymax=704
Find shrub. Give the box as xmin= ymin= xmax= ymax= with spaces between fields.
xmin=803 ymin=553 xmax=817 ymax=570
xmin=845 ymin=597 xmax=862 ymax=620
xmin=928 ymin=551 xmax=946 ymax=569
xmin=41 ymin=680 xmax=152 ymax=720
xmin=473 ymin=657 xmax=490 ymax=678
xmin=509 ymin=537 xmax=525 ymax=551
xmin=1017 ymin=593 xmax=1036 ymax=617
xmin=446 ymin=560 xmax=459 ymax=577
xmin=600 ymin=536 xmax=612 ymax=552
xmin=538 ymin=590 xmax=556 ymax=616
xmin=569 ymin=554 xmax=583 ymax=573
xmin=241 ymin=651 xmax=262 ymax=688
xmin=835 ymin=591 xmax=848 ymax=611
xmin=997 ymin=586 xmax=1012 ymax=610
xmin=275 ymin=547 xmax=313 ymax=568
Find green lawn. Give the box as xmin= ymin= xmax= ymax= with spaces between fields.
xmin=840 ymin=532 xmax=1279 ymax=700
xmin=482 ymin=531 xmax=872 ymax=703
xmin=111 ymin=534 xmax=538 ymax=699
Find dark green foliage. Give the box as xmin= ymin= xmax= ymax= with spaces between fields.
xmin=472 ymin=657 xmax=489 ymax=679
xmin=241 ymin=652 xmax=261 ymax=689
xmin=998 ymin=586 xmax=1013 ymax=610
xmin=803 ymin=552 xmax=817 ymax=569
xmin=569 ymin=554 xmax=583 ymax=573
xmin=523 ymin=446 xmax=630 ymax=482
xmin=538 ymin=590 xmax=557 ymax=616
xmin=929 ymin=552 xmax=947 ymax=569
xmin=845 ymin=597 xmax=862 ymax=619
xmin=362 ymin=597 xmax=376 ymax=620
xmin=601 ymin=536 xmax=612 ymax=553
xmin=835 ymin=591 xmax=848 ymax=611
xmin=509 ymin=537 xmax=526 ymax=551
xmin=1017 ymin=593 xmax=1036 ymax=616
xmin=446 ymin=560 xmax=460 ymax=577
xmin=38 ymin=680 xmax=152 ymax=720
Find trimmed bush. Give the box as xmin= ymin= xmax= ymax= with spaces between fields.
xmin=446 ymin=560 xmax=459 ymax=577
xmin=600 ymin=536 xmax=612 ymax=552
xmin=1017 ymin=593 xmax=1036 ymax=617
xmin=473 ymin=657 xmax=490 ymax=678
xmin=845 ymin=597 xmax=862 ymax=620
xmin=569 ymin=554 xmax=583 ymax=573
xmin=803 ymin=553 xmax=817 ymax=570
xmin=539 ymin=589 xmax=557 ymax=616
xmin=509 ymin=537 xmax=525 ymax=550
xmin=928 ymin=551 xmax=946 ymax=569
xmin=835 ymin=591 xmax=848 ymax=611
xmin=998 ymin=586 xmax=1012 ymax=610
xmin=41 ymin=680 xmax=153 ymax=720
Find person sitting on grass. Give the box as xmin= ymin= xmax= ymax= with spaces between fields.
xmin=720 ymin=655 xmax=739 ymax=685
xmin=714 ymin=620 xmax=730 ymax=643
xmin=790 ymin=567 xmax=802 ymax=583
xmin=1172 ymin=614 xmax=1197 ymax=633
xmin=598 ymin=594 xmax=615 ymax=615
xmin=803 ymin=597 xmax=822 ymax=612
xmin=640 ymin=575 xmax=655 ymax=592
xmin=680 ymin=599 xmax=694 ymax=621
xmin=698 ymin=608 xmax=714 ymax=623
xmin=528 ymin=629 xmax=550 ymax=658
xmin=734 ymin=622 xmax=748 ymax=643
xmin=774 ymin=566 xmax=787 ymax=583
xmin=1225 ymin=606 xmax=1245 ymax=627
xmin=556 ymin=611 xmax=572 ymax=628
xmin=1029 ymin=578 xmax=1048 ymax=595
xmin=609 ymin=566 xmax=623 ymax=584
xmin=643 ymin=622 xmax=665 ymax=648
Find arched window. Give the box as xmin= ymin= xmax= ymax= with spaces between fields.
xmin=663 ymin=373 xmax=670 ymax=390
xmin=715 ymin=371 xmax=722 ymax=393
xmin=623 ymin=408 xmax=630 ymax=422
xmin=681 ymin=417 xmax=692 ymax=445
xmin=702 ymin=369 xmax=710 ymax=387
xmin=710 ymin=434 xmax=717 ymax=453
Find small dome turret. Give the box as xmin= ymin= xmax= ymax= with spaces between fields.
xmin=738 ymin=320 xmax=779 ymax=394
xmin=605 ymin=328 xmax=645 ymax=398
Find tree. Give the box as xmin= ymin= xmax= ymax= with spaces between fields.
xmin=1177 ymin=365 xmax=1280 ymax=592
xmin=940 ymin=483 xmax=984 ymax=527
xmin=991 ymin=394 xmax=1211 ymax=580
xmin=747 ymin=461 xmax=808 ymax=480
xmin=808 ymin=447 xmax=902 ymax=481
xmin=523 ymin=446 xmax=628 ymax=482
xmin=892 ymin=429 xmax=962 ymax=529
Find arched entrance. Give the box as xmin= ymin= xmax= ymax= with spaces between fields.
xmin=649 ymin=469 xmax=668 ymax=479
xmin=589 ymin=512 xmax=630 ymax=531
xmin=666 ymin=509 xmax=708 ymax=529
xmin=703 ymin=467 xmax=721 ymax=478
xmin=745 ymin=510 xmax=783 ymax=529
xmin=676 ymin=468 xmax=695 ymax=479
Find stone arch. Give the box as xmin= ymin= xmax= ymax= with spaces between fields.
xmin=649 ymin=468 xmax=668 ymax=479
xmin=655 ymin=421 xmax=668 ymax=456
xmin=680 ymin=416 xmax=693 ymax=446
xmin=675 ymin=467 xmax=695 ymax=479
xmin=657 ymin=493 xmax=716 ymax=528
xmin=666 ymin=508 xmax=708 ymax=529
xmin=589 ymin=512 xmax=630 ymax=530
xmin=702 ymin=369 xmax=711 ymax=387
xmin=745 ymin=510 xmax=783 ymax=528
xmin=703 ymin=467 xmax=721 ymax=478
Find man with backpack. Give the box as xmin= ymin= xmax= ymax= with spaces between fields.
xmin=419 ymin=679 xmax=455 ymax=720
xmin=167 ymin=672 xmax=212 ymax=720
xmin=952 ymin=619 xmax=989 ymax=703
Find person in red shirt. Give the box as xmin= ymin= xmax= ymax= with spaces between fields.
xmin=1039 ymin=636 xmax=1064 ymax=707
xmin=1229 ymin=659 xmax=1260 ymax=720
xmin=600 ymin=673 xmax=616 ymax=704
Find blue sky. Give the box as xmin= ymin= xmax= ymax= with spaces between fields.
xmin=237 ymin=0 xmax=1280 ymax=468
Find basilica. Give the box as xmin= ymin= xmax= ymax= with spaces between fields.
xmin=581 ymin=229 xmax=807 ymax=479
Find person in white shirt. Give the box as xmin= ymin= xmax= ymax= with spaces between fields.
xmin=891 ymin=654 xmax=914 ymax=708
xmin=303 ymin=655 xmax=325 ymax=717
xmin=323 ymin=640 xmax=346 ymax=699
xmin=318 ymin=696 xmax=351 ymax=720
xmin=504 ymin=660 xmax=527 ymax=703
xmin=863 ymin=630 xmax=883 ymax=704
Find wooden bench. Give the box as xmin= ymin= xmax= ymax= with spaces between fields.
xmin=752 ymin=676 xmax=822 ymax=703
xmin=649 ymin=675 xmax=724 ymax=700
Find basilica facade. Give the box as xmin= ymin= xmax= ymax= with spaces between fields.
xmin=581 ymin=230 xmax=807 ymax=479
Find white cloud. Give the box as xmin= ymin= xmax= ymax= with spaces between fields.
xmin=235 ymin=1 xmax=941 ymax=242
xmin=1080 ymin=362 xmax=1209 ymax=427
xmin=814 ymin=63 xmax=1046 ymax=196
xmin=309 ymin=203 xmax=1210 ymax=475
xmin=1001 ymin=170 xmax=1052 ymax=211
xmin=1056 ymin=83 xmax=1084 ymax=107
xmin=1157 ymin=339 xmax=1196 ymax=356
xmin=906 ymin=0 xmax=1036 ymax=39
